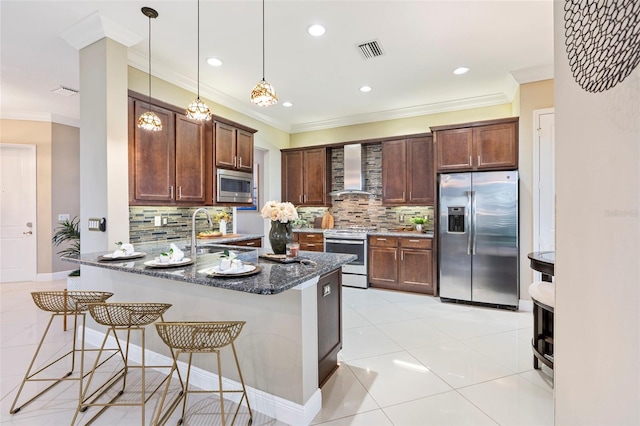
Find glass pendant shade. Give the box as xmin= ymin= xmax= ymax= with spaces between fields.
xmin=138 ymin=111 xmax=162 ymax=131
xmin=186 ymin=97 xmax=212 ymax=121
xmin=250 ymin=79 xmax=278 ymax=107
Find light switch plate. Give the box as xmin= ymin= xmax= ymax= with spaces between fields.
xmin=154 ymin=216 xmax=161 ymax=226
xmin=58 ymin=214 xmax=70 ymax=222
xmin=88 ymin=218 xmax=101 ymax=231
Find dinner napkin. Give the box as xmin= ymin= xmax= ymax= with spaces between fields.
xmin=112 ymin=243 xmax=135 ymax=257
xmin=219 ymin=258 xmax=243 ymax=273
xmin=169 ymin=243 xmax=184 ymax=262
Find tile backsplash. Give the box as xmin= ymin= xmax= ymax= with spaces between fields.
xmin=129 ymin=206 xmax=233 ymax=243
xmin=296 ymin=143 xmax=434 ymax=231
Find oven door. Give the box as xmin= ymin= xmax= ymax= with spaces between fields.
xmin=324 ymin=238 xmax=366 ymax=270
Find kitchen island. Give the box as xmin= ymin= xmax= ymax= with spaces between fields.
xmin=64 ymin=242 xmax=355 ymax=425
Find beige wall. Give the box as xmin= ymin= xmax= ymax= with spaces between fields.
xmin=51 ymin=124 xmax=80 ymax=272
xmin=518 ymin=79 xmax=554 ymax=300
xmin=0 ymin=119 xmax=55 ymax=274
xmin=554 ymin=1 xmax=639 ymax=422
xmin=290 ymin=104 xmax=514 ymax=146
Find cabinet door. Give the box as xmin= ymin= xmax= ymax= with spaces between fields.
xmin=407 ymin=137 xmax=434 ymax=204
xmin=175 ymin=116 xmax=205 ymax=203
xmin=317 ymin=269 xmax=342 ymax=386
xmin=282 ymin=151 xmax=304 ymax=204
xmin=435 ymin=128 xmax=474 ymax=172
xmin=368 ymin=247 xmax=398 ymax=288
xmin=303 ymin=148 xmax=327 ymax=205
xmin=400 ymin=248 xmax=433 ymax=294
xmin=235 ymin=129 xmax=254 ymax=173
xmin=214 ymin=121 xmax=236 ymax=169
xmin=474 ymin=123 xmax=518 ymax=170
xmin=131 ymin=101 xmax=175 ymax=203
xmin=382 ymin=140 xmax=408 ymax=204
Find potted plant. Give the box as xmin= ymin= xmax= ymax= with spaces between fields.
xmin=411 ymin=216 xmax=427 ymax=232
xmin=52 ymin=217 xmax=81 ymax=285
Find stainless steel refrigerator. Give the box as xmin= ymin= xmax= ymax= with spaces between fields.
xmin=438 ymin=171 xmax=519 ymax=308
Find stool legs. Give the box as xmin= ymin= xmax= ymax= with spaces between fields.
xmin=9 ymin=312 xmax=86 ymax=414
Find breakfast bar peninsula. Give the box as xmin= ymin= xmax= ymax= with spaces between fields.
xmin=64 ymin=242 xmax=355 ymax=425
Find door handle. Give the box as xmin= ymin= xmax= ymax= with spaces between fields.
xmin=471 ymin=191 xmax=477 ymax=255
xmin=467 ymin=191 xmax=472 ymax=255
xmin=23 ymin=231 xmax=32 ymax=235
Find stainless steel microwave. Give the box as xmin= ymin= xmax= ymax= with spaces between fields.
xmin=216 ymin=169 xmax=253 ymax=203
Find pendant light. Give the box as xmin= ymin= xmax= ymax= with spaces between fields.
xmin=138 ymin=7 xmax=162 ymax=131
xmin=250 ymin=0 xmax=278 ymax=106
xmin=186 ymin=0 xmax=212 ymax=121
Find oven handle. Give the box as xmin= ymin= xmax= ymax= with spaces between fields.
xmin=325 ymin=239 xmax=365 ymax=245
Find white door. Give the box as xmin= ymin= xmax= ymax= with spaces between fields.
xmin=0 ymin=144 xmax=37 ymax=283
xmin=533 ymin=109 xmax=555 ymax=254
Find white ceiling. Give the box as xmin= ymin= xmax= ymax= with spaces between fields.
xmin=0 ymin=1 xmax=554 ymax=132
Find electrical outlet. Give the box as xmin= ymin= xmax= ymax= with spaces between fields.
xmin=154 ymin=216 xmax=161 ymax=226
xmin=399 ymin=214 xmax=405 ymax=223
xmin=162 ymin=216 xmax=168 ymax=226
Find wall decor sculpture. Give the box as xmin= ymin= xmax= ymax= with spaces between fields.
xmin=564 ymin=0 xmax=640 ymax=93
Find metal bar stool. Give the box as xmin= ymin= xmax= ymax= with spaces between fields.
xmin=72 ymin=302 xmax=173 ymax=426
xmin=528 ymin=281 xmax=555 ymax=370
xmin=154 ymin=321 xmax=253 ymax=426
xmin=9 ymin=291 xmax=114 ymax=416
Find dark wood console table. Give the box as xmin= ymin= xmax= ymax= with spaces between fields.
xmin=527 ymin=251 xmax=554 ymax=282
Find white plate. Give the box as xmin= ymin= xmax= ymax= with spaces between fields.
xmin=144 ymin=258 xmax=194 ymax=268
xmin=210 ymin=264 xmax=256 ymax=275
xmin=98 ymin=252 xmax=146 ymax=261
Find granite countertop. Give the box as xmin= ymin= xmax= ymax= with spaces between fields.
xmin=63 ymin=241 xmax=356 ymax=296
xmin=292 ymin=228 xmax=325 ymax=234
xmin=369 ymin=230 xmax=434 ymax=238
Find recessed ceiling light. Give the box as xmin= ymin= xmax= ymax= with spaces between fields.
xmin=282 ymin=101 xmax=293 ymax=107
xmin=308 ymin=24 xmax=326 ymax=37
xmin=453 ymin=67 xmax=469 ymax=75
xmin=207 ymin=57 xmax=223 ymax=67
xmin=359 ymin=86 xmax=372 ymax=93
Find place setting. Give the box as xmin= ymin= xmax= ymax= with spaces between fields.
xmin=97 ymin=242 xmax=146 ymax=261
xmin=144 ymin=243 xmax=194 ymax=268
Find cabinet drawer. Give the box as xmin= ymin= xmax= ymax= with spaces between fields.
xmin=369 ymin=236 xmax=399 ymax=247
xmin=400 ymin=237 xmax=432 ymax=249
xmin=298 ymin=233 xmax=324 ymax=243
xmin=300 ymin=242 xmax=323 ymax=252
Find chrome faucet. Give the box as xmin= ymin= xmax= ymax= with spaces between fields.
xmin=191 ymin=208 xmax=213 ymax=256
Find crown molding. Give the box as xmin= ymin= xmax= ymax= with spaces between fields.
xmin=510 ymin=64 xmax=554 ymax=84
xmin=0 ymin=110 xmax=80 ymax=127
xmin=290 ymin=93 xmax=512 ymax=133
xmin=60 ymin=11 xmax=143 ymax=50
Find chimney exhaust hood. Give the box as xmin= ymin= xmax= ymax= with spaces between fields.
xmin=328 ymin=144 xmax=373 ymax=196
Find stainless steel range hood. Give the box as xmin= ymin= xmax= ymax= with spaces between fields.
xmin=328 ymin=144 xmax=373 ymax=196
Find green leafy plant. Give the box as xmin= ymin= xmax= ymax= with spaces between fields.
xmin=411 ymin=217 xmax=426 ymax=225
xmin=51 ymin=216 xmax=80 ymax=276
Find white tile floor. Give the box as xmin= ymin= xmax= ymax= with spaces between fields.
xmin=1 ymin=280 xmax=554 ymax=425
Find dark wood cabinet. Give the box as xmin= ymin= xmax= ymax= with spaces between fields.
xmin=129 ymin=98 xmax=205 ymax=205
xmin=382 ymin=136 xmax=434 ymax=205
xmin=222 ymin=238 xmax=262 ymax=248
xmin=433 ymin=117 xmax=518 ymax=172
xmin=282 ymin=148 xmax=331 ymax=206
xmin=214 ymin=120 xmax=254 ymax=174
xmin=317 ymin=269 xmax=342 ymax=386
xmin=369 ymin=235 xmax=434 ymax=294
xmin=294 ymin=232 xmax=324 ymax=252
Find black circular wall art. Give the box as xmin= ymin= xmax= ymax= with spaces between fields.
xmin=564 ymin=0 xmax=640 ymax=93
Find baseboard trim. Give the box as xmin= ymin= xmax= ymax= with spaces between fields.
xmin=37 ymin=270 xmax=74 ymax=281
xmin=519 ymin=299 xmax=534 ymax=311
xmin=83 ymin=327 xmax=321 ymax=425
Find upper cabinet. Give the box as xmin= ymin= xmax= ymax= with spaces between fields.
xmin=282 ymin=147 xmax=331 ymax=206
xmin=214 ymin=119 xmax=255 ymax=174
xmin=129 ymin=98 xmax=206 ymax=205
xmin=432 ymin=117 xmax=519 ymax=172
xmin=382 ymin=135 xmax=434 ymax=205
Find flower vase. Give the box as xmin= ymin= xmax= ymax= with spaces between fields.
xmin=219 ymin=220 xmax=227 ymax=235
xmin=269 ymin=221 xmax=292 ymax=255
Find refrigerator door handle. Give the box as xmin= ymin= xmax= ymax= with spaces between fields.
xmin=471 ymin=190 xmax=477 ymax=255
xmin=467 ymin=191 xmax=473 ymax=255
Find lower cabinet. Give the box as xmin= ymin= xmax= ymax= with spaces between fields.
xmin=294 ymin=232 xmax=324 ymax=252
xmin=317 ymin=269 xmax=342 ymax=386
xmin=369 ymin=236 xmax=434 ymax=294
xmin=223 ymin=238 xmax=262 ymax=248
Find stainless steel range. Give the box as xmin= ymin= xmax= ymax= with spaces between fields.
xmin=323 ymin=227 xmax=371 ymax=288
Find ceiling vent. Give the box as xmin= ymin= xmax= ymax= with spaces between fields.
xmin=51 ymin=86 xmax=79 ymax=96
xmin=357 ymin=39 xmax=384 ymax=60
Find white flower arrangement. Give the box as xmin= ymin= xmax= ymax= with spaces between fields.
xmin=260 ymin=201 xmax=299 ymax=223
